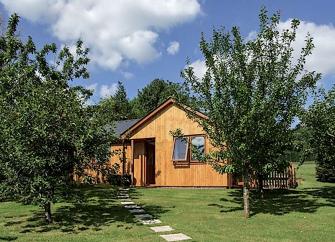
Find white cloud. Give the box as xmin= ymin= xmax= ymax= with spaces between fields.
xmin=189 ymin=59 xmax=207 ymax=79
xmin=121 ymin=71 xmax=134 ymax=80
xmin=278 ymin=20 xmax=335 ymax=76
xmin=84 ymin=98 xmax=95 ymax=106
xmin=167 ymin=41 xmax=180 ymax=55
xmin=86 ymin=83 xmax=98 ymax=91
xmin=100 ymin=83 xmax=118 ymax=98
xmin=0 ymin=0 xmax=201 ymax=70
xmin=245 ymin=30 xmax=257 ymax=42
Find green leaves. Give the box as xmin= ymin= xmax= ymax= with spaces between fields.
xmin=182 ymin=8 xmax=320 ymax=180
xmin=96 ymin=81 xmax=133 ymax=121
xmin=0 ymin=15 xmax=115 ymax=217
xmin=131 ymin=79 xmax=193 ymax=118
xmin=304 ymin=86 xmax=335 ymax=182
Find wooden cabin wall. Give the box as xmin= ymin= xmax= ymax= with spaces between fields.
xmin=74 ymin=142 xmax=133 ymax=183
xmin=133 ymin=141 xmax=146 ymax=186
xmin=73 ymin=160 xmax=105 ymax=184
xmin=130 ymin=104 xmax=229 ymax=187
xmin=110 ymin=143 xmax=132 ymax=174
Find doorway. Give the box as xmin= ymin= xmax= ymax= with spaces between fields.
xmin=145 ymin=139 xmax=155 ymax=185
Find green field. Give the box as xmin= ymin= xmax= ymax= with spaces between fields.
xmin=1 ymin=162 xmax=334 ymax=241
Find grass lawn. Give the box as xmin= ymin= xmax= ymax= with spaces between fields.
xmin=1 ymin=162 xmax=334 ymax=241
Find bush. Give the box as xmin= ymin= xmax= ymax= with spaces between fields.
xmin=82 ymin=175 xmax=96 ymax=185
xmin=107 ymin=174 xmax=131 ymax=187
xmin=102 ymin=163 xmax=132 ymax=186
xmin=316 ymin=159 xmax=335 ymax=182
xmin=305 ymin=87 xmax=335 ymax=183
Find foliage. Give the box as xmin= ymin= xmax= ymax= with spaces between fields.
xmin=290 ymin=124 xmax=315 ymax=164
xmin=305 ymin=87 xmax=335 ymax=182
xmin=107 ymin=174 xmax=132 ymax=187
xmin=96 ymin=79 xmax=193 ymax=120
xmin=182 ymin=8 xmax=320 ymax=217
xmin=77 ymin=104 xmax=119 ymax=181
xmin=0 ymin=14 xmax=115 ymax=222
xmin=97 ymin=81 xmax=133 ymax=120
xmin=131 ymin=78 xmax=192 ymax=117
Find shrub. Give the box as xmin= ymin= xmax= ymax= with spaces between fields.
xmin=107 ymin=174 xmax=131 ymax=187
xmin=305 ymin=87 xmax=335 ymax=182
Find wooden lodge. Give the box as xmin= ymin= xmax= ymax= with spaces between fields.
xmin=84 ymin=98 xmax=297 ymax=188
xmin=110 ymin=98 xmax=230 ymax=187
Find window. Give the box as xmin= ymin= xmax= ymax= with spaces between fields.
xmin=191 ymin=136 xmax=205 ymax=161
xmin=172 ymin=137 xmax=189 ymax=161
xmin=172 ymin=135 xmax=206 ymax=163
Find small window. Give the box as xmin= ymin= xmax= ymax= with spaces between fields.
xmin=191 ymin=136 xmax=205 ymax=161
xmin=172 ymin=137 xmax=189 ymax=161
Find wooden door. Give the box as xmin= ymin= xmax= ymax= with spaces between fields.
xmin=145 ymin=140 xmax=155 ymax=185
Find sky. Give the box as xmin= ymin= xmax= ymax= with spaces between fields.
xmin=1 ymin=0 xmax=335 ymax=104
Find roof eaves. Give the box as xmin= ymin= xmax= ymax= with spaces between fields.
xmin=120 ymin=98 xmax=207 ymax=139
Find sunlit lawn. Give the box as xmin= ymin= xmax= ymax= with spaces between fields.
xmin=1 ymin=162 xmax=334 ymax=241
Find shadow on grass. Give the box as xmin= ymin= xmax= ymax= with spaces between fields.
xmin=209 ymin=186 xmax=335 ymax=217
xmin=4 ymin=185 xmax=168 ymax=235
xmin=0 ymin=236 xmax=18 ymax=241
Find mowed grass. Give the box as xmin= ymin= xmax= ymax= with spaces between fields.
xmin=0 ymin=186 xmax=159 ymax=242
xmin=135 ymin=162 xmax=335 ymax=241
xmin=1 ymin=162 xmax=334 ymax=242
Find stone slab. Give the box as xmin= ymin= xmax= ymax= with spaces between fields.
xmin=129 ymin=209 xmax=146 ymax=214
xmin=134 ymin=214 xmax=153 ymax=220
xmin=117 ymin=195 xmax=130 ymax=199
xmin=120 ymin=199 xmax=132 ymax=202
xmin=120 ymin=201 xmax=134 ymax=205
xmin=124 ymin=205 xmax=141 ymax=209
xmin=141 ymin=219 xmax=162 ymax=225
xmin=118 ymin=193 xmax=129 ymax=195
xmin=150 ymin=225 xmax=174 ymax=233
xmin=119 ymin=188 xmax=129 ymax=191
xmin=160 ymin=233 xmax=192 ymax=241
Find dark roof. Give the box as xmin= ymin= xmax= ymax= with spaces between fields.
xmin=114 ymin=119 xmax=140 ymax=137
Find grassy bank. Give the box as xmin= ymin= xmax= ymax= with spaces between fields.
xmin=1 ymin=162 xmax=334 ymax=241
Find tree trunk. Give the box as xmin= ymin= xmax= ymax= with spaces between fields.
xmin=243 ymin=173 xmax=250 ymax=218
xmin=257 ymin=173 xmax=264 ymax=199
xmin=44 ymin=202 xmax=52 ymax=223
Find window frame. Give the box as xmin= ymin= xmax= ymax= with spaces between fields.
xmin=172 ymin=136 xmax=190 ymax=162
xmin=190 ymin=135 xmax=206 ymax=162
xmin=171 ymin=134 xmax=206 ymax=163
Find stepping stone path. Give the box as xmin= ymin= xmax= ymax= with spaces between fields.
xmin=141 ymin=219 xmax=162 ymax=225
xmin=134 ymin=214 xmax=153 ymax=220
xmin=117 ymin=195 xmax=129 ymax=199
xmin=160 ymin=233 xmax=192 ymax=242
xmin=129 ymin=208 xmax=146 ymax=214
xmin=150 ymin=225 xmax=174 ymax=233
xmin=121 ymin=201 xmax=134 ymax=205
xmin=124 ymin=205 xmax=142 ymax=209
xmin=117 ymin=188 xmax=192 ymax=241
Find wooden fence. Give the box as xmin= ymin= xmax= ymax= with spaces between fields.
xmin=235 ymin=164 xmax=297 ymax=189
xmin=262 ymin=164 xmax=297 ymax=189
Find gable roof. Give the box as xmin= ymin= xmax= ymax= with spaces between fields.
xmin=114 ymin=119 xmax=141 ymax=137
xmin=120 ymin=98 xmax=207 ymax=138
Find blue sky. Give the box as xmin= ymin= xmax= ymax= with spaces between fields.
xmin=1 ymin=0 xmax=335 ymax=104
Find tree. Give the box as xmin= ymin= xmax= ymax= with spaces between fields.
xmin=0 ymin=14 xmax=115 ymax=223
xmin=182 ymin=8 xmax=320 ymax=218
xmin=304 ymin=87 xmax=335 ymax=182
xmin=131 ymin=78 xmax=192 ymax=117
xmin=98 ymin=81 xmax=133 ymax=120
xmin=290 ymin=123 xmax=314 ymax=163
